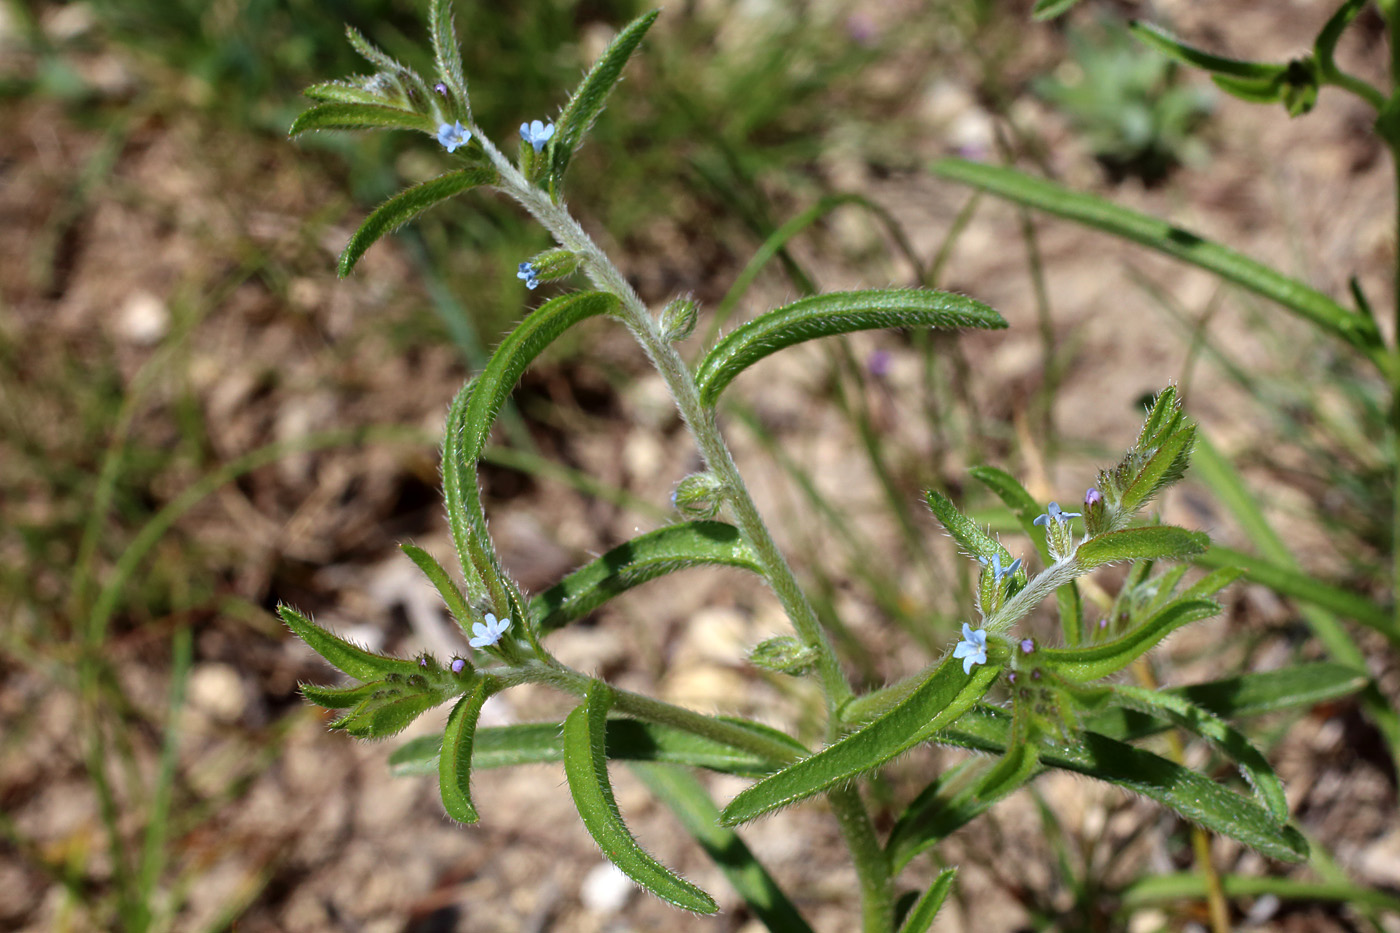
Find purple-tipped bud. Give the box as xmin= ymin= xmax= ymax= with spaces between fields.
xmin=1006 ymin=671 xmax=1018 ymax=686
xmin=434 ymin=82 xmax=448 ymax=96
xmin=1020 ymin=638 xmax=1034 ymax=655
xmin=450 ymin=658 xmax=467 ymax=674
xmin=1098 ymin=617 xmax=1109 ymax=630
xmin=1031 ymin=669 xmax=1042 ymax=680
xmin=418 ymin=657 xmax=429 ymax=668
xmin=1084 ymin=487 xmax=1103 ymax=508
xmin=867 ymin=349 xmax=892 ymax=379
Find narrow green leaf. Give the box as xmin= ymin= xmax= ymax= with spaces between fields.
xmin=401 ymin=543 xmax=473 ymax=630
xmin=924 ymin=489 xmax=1020 ymax=570
xmin=1128 ymin=21 xmax=1288 ymax=79
xmin=937 ymin=709 xmax=1308 ymax=862
xmin=289 ymin=102 xmax=435 ymax=137
xmin=339 ymin=168 xmax=496 ymax=277
xmin=530 ymin=522 xmax=762 ymax=633
xmin=1176 ymin=566 xmax=1243 ymax=602
xmin=1119 ymin=425 xmax=1196 ymax=513
xmin=929 ymin=159 xmax=1383 ymax=359
xmin=300 ymin=680 xmax=383 ymax=710
xmin=1122 ymin=871 xmax=1400 ymax=913
xmin=1031 ymin=0 xmax=1083 ymax=20
xmin=389 ymin=734 xmax=443 ymax=775
xmin=1211 ymin=73 xmax=1288 ymax=105
xmin=279 ymin=605 xmax=420 ymax=681
xmin=1195 ymin=545 xmax=1395 ymax=643
xmin=631 ymin=763 xmax=815 ymax=933
xmin=441 ymin=380 xmax=492 ymax=611
xmin=1076 ymin=526 xmax=1210 ymax=569
xmin=697 ymin=290 xmax=1006 ymax=407
xmin=339 ymin=689 xmax=443 ymax=739
xmin=1037 ymin=597 xmax=1219 ymax=681
xmin=344 ymin=25 xmax=433 ymax=100
xmin=1083 ymin=663 xmax=1368 ymax=743
xmin=1109 ymin=685 xmax=1288 ymax=823
xmin=564 ymin=682 xmax=719 ymax=913
xmin=898 ymin=868 xmax=959 ymax=933
xmin=887 ymin=742 xmax=1040 ymax=871
xmin=444 ymin=292 xmax=618 ymax=621
xmin=303 ymin=79 xmax=406 ymax=107
xmin=429 ymin=0 xmax=469 ymax=106
xmin=721 ymin=655 xmax=1003 ymax=826
xmin=440 ymin=677 xmax=494 ymax=824
xmin=549 ymin=10 xmax=660 ymax=198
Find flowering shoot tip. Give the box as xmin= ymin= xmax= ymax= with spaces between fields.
xmin=952 ymin=623 xmax=988 ymax=675
xmin=436 ymin=120 xmax=469 ymax=153
xmin=517 ymin=261 xmax=540 ymax=290
xmin=520 ymin=119 xmax=556 ymax=153
xmin=469 ymin=613 xmax=511 ymax=648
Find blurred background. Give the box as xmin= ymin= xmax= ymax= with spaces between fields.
xmin=2 ymin=0 xmax=1398 ymax=930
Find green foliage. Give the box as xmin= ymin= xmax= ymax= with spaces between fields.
xmin=438 ymin=678 xmax=496 ymax=823
xmin=339 ymin=168 xmax=497 ymax=276
xmin=897 ymin=868 xmax=958 ymax=933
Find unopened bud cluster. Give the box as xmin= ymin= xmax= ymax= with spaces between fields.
xmin=671 ymin=471 xmax=726 ymax=519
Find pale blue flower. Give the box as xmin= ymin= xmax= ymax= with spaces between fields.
xmin=952 ymin=623 xmax=988 ymax=675
xmin=437 ymin=120 xmax=470 ymax=153
xmin=469 ymin=613 xmax=511 ymax=648
xmin=1033 ymin=501 xmax=1081 ymax=528
xmin=978 ymin=552 xmax=1022 ymax=583
xmin=517 ymin=261 xmax=539 ymax=290
xmin=519 ymin=119 xmax=555 ymax=152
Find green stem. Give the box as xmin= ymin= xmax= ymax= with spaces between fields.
xmin=828 ymin=785 xmax=895 ymax=933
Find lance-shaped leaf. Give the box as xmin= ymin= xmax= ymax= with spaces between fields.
xmin=391 ymin=716 xmax=799 ymax=777
xmin=1037 ymin=597 xmax=1219 ymax=681
xmin=335 ymin=687 xmax=444 ymax=739
xmin=930 ymin=159 xmax=1383 ymax=359
xmin=444 ymin=292 xmax=618 ymax=621
xmin=429 ymin=0 xmax=469 ymax=107
xmin=1076 ymin=526 xmax=1210 ymax=569
xmin=696 ymin=290 xmax=1006 ymax=407
xmin=887 ymin=741 xmax=1041 ymax=871
xmin=1128 ymin=21 xmax=1288 ymax=80
xmin=439 ymin=676 xmax=495 ymax=824
xmin=631 ymin=762 xmax=815 ymax=933
xmin=339 ymin=168 xmax=497 ymax=277
xmin=530 ymin=521 xmax=762 ymax=633
xmin=937 ymin=708 xmax=1308 ymax=862
xmin=401 ymin=542 xmax=474 ymax=630
xmin=279 ymin=605 xmax=421 ymax=681
xmin=924 ymin=489 xmax=1020 ymax=571
xmin=898 ymin=868 xmax=959 ymax=933
xmin=1107 ymin=684 xmax=1288 ymax=823
xmin=344 ymin=25 xmax=433 ymax=101
xmin=1120 ymin=424 xmax=1196 ymax=514
xmin=721 ymin=654 xmax=1003 ymax=826
xmin=289 ymin=102 xmax=436 ymax=137
xmin=303 ymin=79 xmax=410 ymax=108
xmin=564 ymin=682 xmax=719 ymax=913
xmin=548 ymin=10 xmax=660 ymax=199
xmin=300 ymin=679 xmax=384 ymax=710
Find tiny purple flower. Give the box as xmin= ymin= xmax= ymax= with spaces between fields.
xmin=1084 ymin=487 xmax=1103 ymax=508
xmin=516 ymin=261 xmax=539 ymax=290
xmin=418 ymin=657 xmax=429 ymax=669
xmin=519 ymin=119 xmax=556 ymax=153
xmin=450 ymin=658 xmax=467 ymax=674
xmin=469 ymin=613 xmax=511 ymax=648
xmin=436 ymin=120 xmax=469 ymax=153
xmin=952 ymin=623 xmax=988 ymax=675
xmin=1020 ymin=638 xmax=1034 ymax=655
xmin=1006 ymin=671 xmax=1018 ymax=686
xmin=867 ymin=349 xmax=892 ymax=379
xmin=434 ymin=82 xmax=449 ymax=96
xmin=1033 ymin=501 xmax=1082 ymax=528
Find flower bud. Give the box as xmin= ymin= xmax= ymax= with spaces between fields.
xmin=1082 ymin=486 xmax=1107 ymax=536
xmin=671 ymin=472 xmax=725 ymax=519
xmin=660 ymin=296 xmax=699 ymax=342
xmin=525 ymin=248 xmax=585 ymax=283
xmin=748 ymin=635 xmax=818 ymax=676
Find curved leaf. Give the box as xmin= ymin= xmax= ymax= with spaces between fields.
xmin=401 ymin=543 xmax=473 ymax=630
xmin=300 ymin=680 xmax=382 ymax=710
xmin=1109 ymin=685 xmax=1288 ymax=823
xmin=279 ymin=605 xmax=419 ymax=681
xmin=696 ymin=290 xmax=1006 ymax=407
xmin=924 ymin=488 xmax=1021 ymax=572
xmin=289 ymin=102 xmax=435 ymax=136
xmin=564 ymin=682 xmax=719 ymax=913
xmin=1128 ymin=21 xmax=1287 ymax=79
xmin=530 ymin=521 xmax=762 ymax=633
xmin=549 ymin=10 xmax=660 ymax=199
xmin=938 ymin=708 xmax=1308 ymax=862
xmin=303 ymin=80 xmax=406 ymax=107
xmin=1031 ymin=0 xmax=1083 ymax=20
xmin=429 ymin=0 xmax=469 ymax=106
xmin=439 ymin=677 xmax=495 ymax=824
xmin=339 ymin=168 xmax=497 ymax=277
xmin=1076 ymin=526 xmax=1210 ymax=569
xmin=930 ymin=159 xmax=1384 ymax=361
xmin=1037 ymin=597 xmax=1219 ymax=681
xmin=721 ymin=654 xmax=1003 ymax=826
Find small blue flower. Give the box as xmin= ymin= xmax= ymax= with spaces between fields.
xmin=519 ymin=119 xmax=556 ymax=153
xmin=469 ymin=613 xmax=511 ymax=648
xmin=516 ymin=261 xmax=540 ymax=290
xmin=1020 ymin=638 xmax=1035 ymax=655
xmin=437 ymin=120 xmax=470 ymax=153
xmin=953 ymin=623 xmax=988 ymax=675
xmin=1033 ymin=501 xmax=1081 ymax=528
xmin=978 ymin=552 xmax=1022 ymax=583
xmin=450 ymin=658 xmax=468 ymax=674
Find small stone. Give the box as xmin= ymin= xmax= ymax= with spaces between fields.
xmin=187 ymin=662 xmax=247 ymax=724
xmin=118 ymin=290 xmax=169 ymax=345
xmin=580 ymin=860 xmax=632 ymax=914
